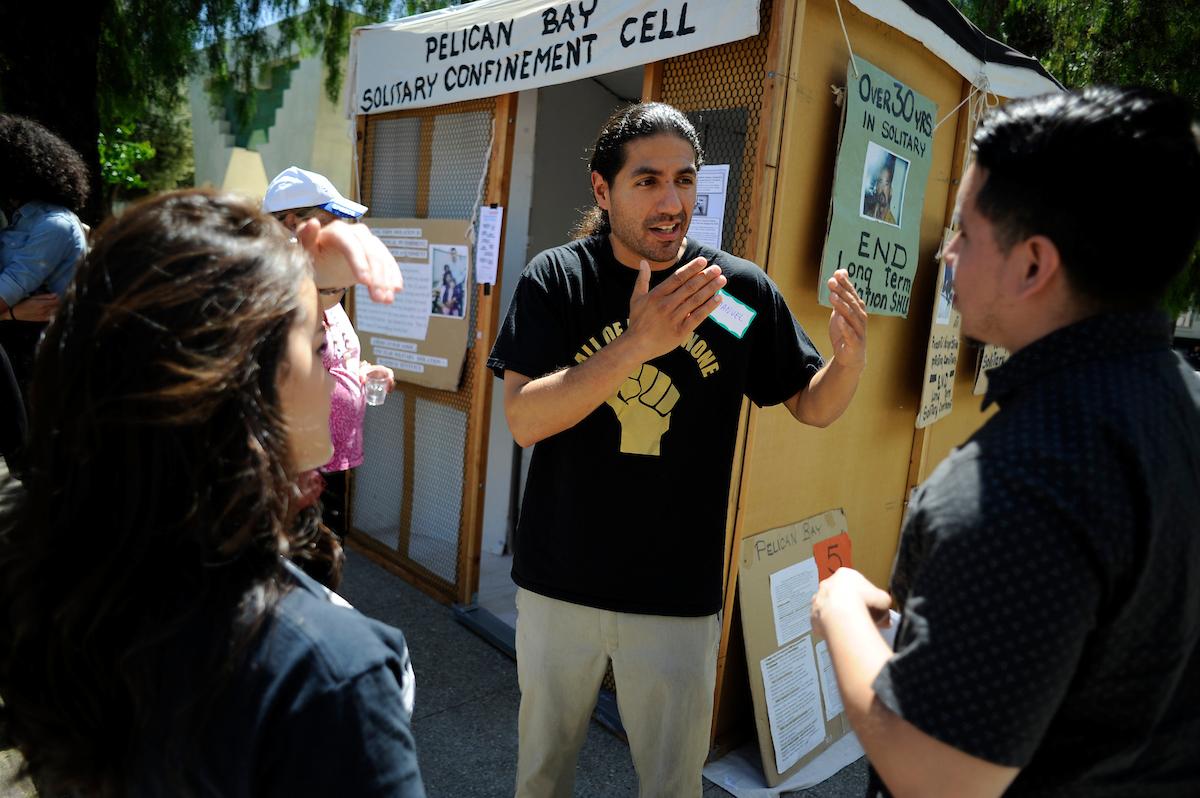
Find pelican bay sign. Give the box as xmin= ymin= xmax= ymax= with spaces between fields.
xmin=351 ymin=0 xmax=761 ymax=115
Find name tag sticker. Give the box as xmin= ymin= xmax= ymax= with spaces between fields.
xmin=710 ymin=290 xmax=757 ymax=338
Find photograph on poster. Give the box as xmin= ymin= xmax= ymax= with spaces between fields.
xmin=694 ymin=194 xmax=710 ymax=216
xmin=431 ymin=244 xmax=467 ymax=319
xmin=936 ymin=259 xmax=956 ymax=324
xmin=859 ymin=142 xmax=910 ymax=228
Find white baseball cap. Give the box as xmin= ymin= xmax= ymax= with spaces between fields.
xmin=262 ymin=166 xmax=368 ymax=219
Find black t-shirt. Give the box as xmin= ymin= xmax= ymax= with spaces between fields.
xmin=488 ymin=235 xmax=823 ymax=616
xmin=871 ymin=312 xmax=1200 ymax=797
xmin=134 ymin=562 xmax=426 ymax=797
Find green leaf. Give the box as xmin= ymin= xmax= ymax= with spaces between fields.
xmin=98 ymin=121 xmax=156 ymax=191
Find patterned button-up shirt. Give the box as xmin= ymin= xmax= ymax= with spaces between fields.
xmin=872 ymin=311 xmax=1200 ymax=797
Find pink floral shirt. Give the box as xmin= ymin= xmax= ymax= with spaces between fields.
xmin=320 ymin=303 xmax=365 ymax=472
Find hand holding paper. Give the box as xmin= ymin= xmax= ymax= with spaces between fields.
xmin=810 ymin=567 xmax=892 ymax=638
xmin=297 ymin=219 xmax=404 ymax=303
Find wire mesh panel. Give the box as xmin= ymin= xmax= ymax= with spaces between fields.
xmin=368 ymin=117 xmax=422 ymax=217
xmin=661 ymin=0 xmax=773 ymax=262
xmin=355 ymin=98 xmax=497 ymax=601
xmin=356 ymin=392 xmax=407 ymax=548
xmin=429 ymin=111 xmax=493 ymax=218
xmin=688 ymin=108 xmax=750 ymax=251
xmin=409 ymin=398 xmax=468 ymax=583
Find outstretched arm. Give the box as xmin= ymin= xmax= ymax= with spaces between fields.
xmin=295 ymin=219 xmax=404 ymax=303
xmin=811 ymin=569 xmax=1019 ymax=798
xmin=786 ymin=270 xmax=866 ymax=427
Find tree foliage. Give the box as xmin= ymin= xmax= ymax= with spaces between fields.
xmin=99 ymin=99 xmax=195 ymax=209
xmin=953 ymin=0 xmax=1200 ymax=313
xmin=2 ymin=1 xmax=462 ymax=221
xmin=98 ymin=124 xmax=155 ymax=192
xmin=136 ymin=100 xmax=197 ymax=194
xmin=103 ymin=1 xmax=466 ymax=138
xmin=954 ymin=0 xmax=1200 ymax=103
xmin=203 ymin=2 xmax=395 ymax=131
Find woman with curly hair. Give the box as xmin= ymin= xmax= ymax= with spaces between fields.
xmin=0 ymin=114 xmax=90 ymax=386
xmin=0 ymin=190 xmax=424 ymax=797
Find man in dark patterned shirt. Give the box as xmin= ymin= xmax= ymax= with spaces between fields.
xmin=811 ymin=86 xmax=1200 ymax=797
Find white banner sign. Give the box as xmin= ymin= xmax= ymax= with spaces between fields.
xmin=351 ymin=0 xmax=761 ymax=116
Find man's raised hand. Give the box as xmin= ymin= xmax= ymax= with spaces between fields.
xmin=827 ymin=269 xmax=867 ymax=370
xmin=626 ymin=257 xmax=726 ymax=362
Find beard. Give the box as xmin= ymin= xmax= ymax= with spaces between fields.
xmin=609 ymin=208 xmax=689 ymax=264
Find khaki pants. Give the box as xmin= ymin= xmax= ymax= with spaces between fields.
xmin=514 ymin=587 xmax=720 ymax=798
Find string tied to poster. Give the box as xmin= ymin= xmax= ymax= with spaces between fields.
xmin=468 ymin=120 xmax=496 ymax=251
xmin=833 ymin=0 xmax=860 ymax=79
xmin=932 ymin=85 xmax=980 ymax=134
xmin=942 ymin=75 xmax=995 ymax=211
xmin=932 ymin=73 xmax=996 ymax=135
xmin=958 ymin=76 xmax=994 ymax=180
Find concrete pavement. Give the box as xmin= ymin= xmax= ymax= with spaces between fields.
xmin=339 ymin=548 xmax=869 ymax=798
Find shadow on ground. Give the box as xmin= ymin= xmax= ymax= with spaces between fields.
xmin=340 ymin=548 xmax=868 ymax=798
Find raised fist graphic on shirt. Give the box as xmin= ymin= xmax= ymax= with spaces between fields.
xmin=605 ymin=364 xmax=680 ymax=456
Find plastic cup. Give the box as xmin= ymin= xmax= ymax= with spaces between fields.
xmin=365 ymin=374 xmax=390 ymax=406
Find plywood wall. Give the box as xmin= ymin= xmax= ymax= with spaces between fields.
xmin=739 ymin=0 xmax=972 ymax=590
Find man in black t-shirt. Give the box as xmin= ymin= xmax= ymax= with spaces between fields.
xmin=812 ymin=88 xmax=1200 ymax=797
xmin=488 ymin=103 xmax=868 ymax=797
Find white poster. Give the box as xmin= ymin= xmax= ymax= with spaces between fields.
xmin=760 ymin=636 xmax=826 ymax=774
xmin=351 ymin=0 xmax=760 ymax=115
xmin=370 ymin=226 xmax=423 ymax=238
xmin=769 ymin=557 xmax=820 ymax=647
xmin=916 ymin=229 xmax=962 ymax=429
xmin=369 ymin=337 xmax=451 ymax=374
xmin=687 ymin=163 xmax=729 ymax=252
xmin=973 ymin=344 xmax=1010 ymax=396
xmin=814 ymin=640 xmax=844 ymax=722
xmin=476 ymin=205 xmax=504 ymax=285
xmin=355 ymin=239 xmax=433 ymax=341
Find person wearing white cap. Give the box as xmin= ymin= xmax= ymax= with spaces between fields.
xmin=266 ymin=166 xmax=396 ymax=551
xmin=263 ymin=165 xmax=369 ymax=222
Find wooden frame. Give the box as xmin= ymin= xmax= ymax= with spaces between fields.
xmin=347 ymin=95 xmax=520 ymax=607
xmin=458 ymin=92 xmax=519 ymax=606
xmin=709 ymin=0 xmax=800 ymax=756
xmin=641 ymin=61 xmax=664 ymax=101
